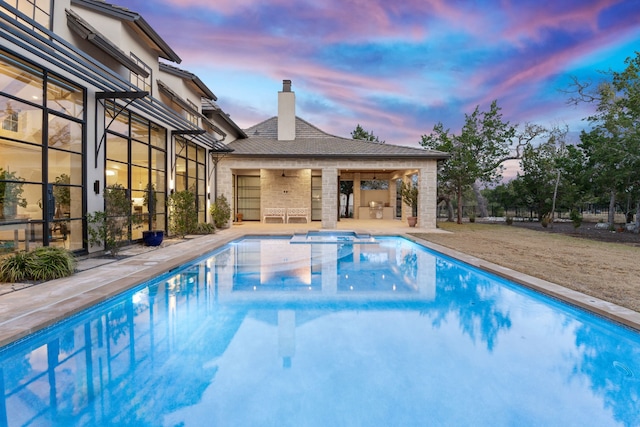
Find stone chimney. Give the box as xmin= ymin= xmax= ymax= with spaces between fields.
xmin=277 ymin=79 xmax=295 ymax=141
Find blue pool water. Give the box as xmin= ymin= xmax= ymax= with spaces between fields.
xmin=1 ymin=236 xmax=639 ymax=426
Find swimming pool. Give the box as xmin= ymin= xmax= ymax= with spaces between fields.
xmin=1 ymin=236 xmax=639 ymax=426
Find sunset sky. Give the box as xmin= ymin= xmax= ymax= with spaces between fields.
xmin=116 ymin=0 xmax=639 ymax=148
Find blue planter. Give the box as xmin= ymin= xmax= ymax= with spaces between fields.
xmin=142 ymin=230 xmax=164 ymax=246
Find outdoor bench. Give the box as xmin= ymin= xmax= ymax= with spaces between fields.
xmin=263 ymin=207 xmax=286 ymax=223
xmin=287 ymin=208 xmax=309 ymax=223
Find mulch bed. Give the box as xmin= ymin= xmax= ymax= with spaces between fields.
xmin=506 ymin=220 xmax=640 ymax=246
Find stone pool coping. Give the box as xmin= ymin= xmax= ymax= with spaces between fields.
xmin=1 ymin=227 xmax=639 ymax=348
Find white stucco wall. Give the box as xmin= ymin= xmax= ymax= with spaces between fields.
xmin=60 ymin=3 xmax=162 ymax=88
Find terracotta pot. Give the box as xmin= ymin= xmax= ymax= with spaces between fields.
xmin=407 ymin=216 xmax=417 ymax=227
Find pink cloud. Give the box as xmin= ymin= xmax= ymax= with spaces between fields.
xmin=500 ymin=0 xmax=622 ymax=44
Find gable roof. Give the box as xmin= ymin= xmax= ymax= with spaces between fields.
xmin=71 ymin=0 xmax=181 ymax=63
xmin=227 ymin=116 xmax=449 ymax=159
xmin=159 ymin=63 xmax=216 ymax=100
xmin=66 ymin=8 xmax=150 ymax=77
xmin=202 ymin=99 xmax=248 ymax=139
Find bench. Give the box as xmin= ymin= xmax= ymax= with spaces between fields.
xmin=287 ymin=208 xmax=309 ymax=223
xmin=263 ymin=207 xmax=286 ymax=223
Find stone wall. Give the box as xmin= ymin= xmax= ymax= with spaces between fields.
xmin=261 ymin=169 xmax=311 ymax=211
xmin=216 ymin=157 xmax=439 ymax=229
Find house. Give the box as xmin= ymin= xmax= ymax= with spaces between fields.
xmin=0 ymin=0 xmax=235 ymax=253
xmin=0 ymin=0 xmax=447 ymax=256
xmin=220 ymin=80 xmax=449 ymax=229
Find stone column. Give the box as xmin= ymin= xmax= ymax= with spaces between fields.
xmin=216 ymin=162 xmax=234 ymax=227
xmin=322 ymin=168 xmax=338 ymax=229
xmin=353 ymin=172 xmax=361 ymax=219
xmin=418 ymin=162 xmax=437 ymax=229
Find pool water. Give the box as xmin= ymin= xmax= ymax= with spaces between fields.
xmin=1 ymin=236 xmax=639 ymax=426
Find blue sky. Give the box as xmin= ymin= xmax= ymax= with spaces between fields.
xmin=117 ymin=0 xmax=639 ymax=148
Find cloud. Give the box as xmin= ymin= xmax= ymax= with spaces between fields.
xmin=120 ymin=0 xmax=640 ymax=146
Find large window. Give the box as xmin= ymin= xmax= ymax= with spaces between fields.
xmin=174 ymin=138 xmax=206 ymax=222
xmin=0 ymin=50 xmax=84 ymax=252
xmin=105 ymin=104 xmax=167 ymax=240
xmin=129 ymin=53 xmax=152 ymax=94
xmin=2 ymin=110 xmax=18 ymax=132
xmin=186 ymin=99 xmax=199 ymax=126
xmin=1 ymin=0 xmax=52 ymax=32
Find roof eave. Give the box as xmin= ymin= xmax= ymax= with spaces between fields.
xmin=226 ymin=153 xmax=450 ymax=160
xmin=66 ymin=9 xmax=150 ymax=77
xmin=71 ymin=0 xmax=181 ymax=63
xmin=159 ymin=63 xmax=216 ymax=99
xmin=132 ymin=16 xmax=181 ymax=63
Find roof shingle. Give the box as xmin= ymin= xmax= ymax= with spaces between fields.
xmin=228 ymin=117 xmax=449 ymax=159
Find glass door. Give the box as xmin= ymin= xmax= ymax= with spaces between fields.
xmin=311 ymin=176 xmax=322 ymax=221
xmin=237 ymin=176 xmax=260 ymax=220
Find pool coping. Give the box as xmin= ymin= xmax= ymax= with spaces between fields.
xmin=1 ymin=229 xmax=639 ymax=348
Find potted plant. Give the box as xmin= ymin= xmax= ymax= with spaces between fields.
xmin=400 ymin=181 xmax=418 ymax=227
xmin=0 ymin=167 xmax=27 ymax=220
xmin=53 ymin=173 xmax=71 ymax=212
xmin=53 ymin=173 xmax=71 ymax=236
xmin=142 ymin=183 xmax=164 ymax=246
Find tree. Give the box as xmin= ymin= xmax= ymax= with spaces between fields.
xmin=210 ymin=194 xmax=231 ymax=228
xmin=421 ymin=100 xmax=517 ymax=224
xmin=473 ymin=122 xmax=546 ymax=217
xmin=510 ymin=126 xmax=571 ymax=221
xmin=351 ymin=124 xmax=385 ymax=143
xmin=168 ymin=190 xmax=198 ymax=238
xmin=86 ymin=184 xmax=139 ymax=256
xmin=482 ymin=181 xmax=519 ymax=217
xmin=567 ymin=52 xmax=640 ymax=230
xmin=339 ymin=180 xmax=353 ymax=218
xmin=546 ymin=125 xmax=570 ymax=224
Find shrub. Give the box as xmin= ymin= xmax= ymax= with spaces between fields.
xmin=210 ymin=194 xmax=231 ymax=228
xmin=0 ymin=251 xmax=31 ymax=282
xmin=468 ymin=214 xmax=476 ymax=223
xmin=168 ymin=190 xmax=198 ymax=238
xmin=26 ymin=247 xmax=76 ymax=281
xmin=541 ymin=215 xmax=550 ymax=228
xmin=570 ymin=209 xmax=583 ymax=229
xmin=87 ymin=184 xmax=139 ymax=256
xmin=195 ymin=222 xmax=216 ymax=235
xmin=505 ymin=215 xmax=513 ymax=225
xmin=0 ymin=246 xmax=76 ymax=283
